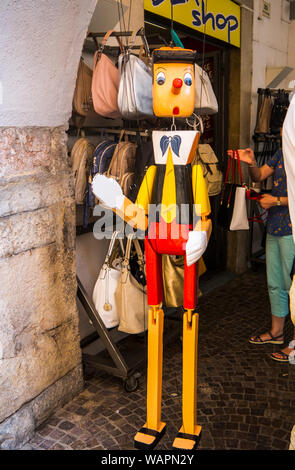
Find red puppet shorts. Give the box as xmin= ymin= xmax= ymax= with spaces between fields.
xmin=145 ymin=219 xmax=199 ymax=310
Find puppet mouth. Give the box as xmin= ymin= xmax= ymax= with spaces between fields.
xmin=173 ymin=106 xmax=180 ymax=115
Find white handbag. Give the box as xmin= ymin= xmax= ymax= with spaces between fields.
xmin=92 ymin=231 xmax=124 ymax=329
xmin=229 ymin=186 xmax=249 ymax=231
xmin=195 ymin=64 xmax=218 ymax=115
xmin=117 ymin=29 xmax=154 ymax=120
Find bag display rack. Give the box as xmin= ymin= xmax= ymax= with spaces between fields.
xmin=249 ymin=87 xmax=285 ymax=269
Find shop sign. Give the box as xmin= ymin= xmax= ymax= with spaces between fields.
xmin=144 ymin=0 xmax=241 ymax=48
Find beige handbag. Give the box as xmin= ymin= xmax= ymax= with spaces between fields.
xmin=73 ymin=58 xmax=93 ymax=117
xmin=193 ymin=144 xmax=223 ymax=197
xmin=107 ymin=132 xmax=137 ymax=196
xmin=116 ymin=235 xmax=148 ymax=334
xmin=255 ymin=89 xmax=273 ymax=134
xmin=70 ymin=136 xmax=95 ymax=204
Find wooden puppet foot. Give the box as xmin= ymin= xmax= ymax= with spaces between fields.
xmin=172 ymin=425 xmax=202 ymax=450
xmin=134 ymin=422 xmax=166 ymax=450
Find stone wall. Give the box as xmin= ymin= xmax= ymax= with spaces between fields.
xmin=0 ymin=127 xmax=83 ymax=449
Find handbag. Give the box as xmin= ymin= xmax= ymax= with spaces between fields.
xmin=70 ymin=135 xmax=95 ymax=205
xmin=129 ymin=139 xmax=155 ymax=202
xmin=107 ymin=131 xmax=137 ymax=197
xmin=117 ymin=28 xmax=154 ymax=120
xmin=73 ymin=57 xmax=93 ymax=118
xmin=193 ymin=143 xmax=223 ymax=196
xmin=269 ymin=89 xmax=289 ymax=135
xmin=255 ymin=88 xmax=273 ymax=134
xmin=92 ymin=231 xmax=125 ymax=329
xmin=194 ymin=64 xmax=218 ymax=115
xmin=91 ymin=30 xmax=123 ymax=119
xmin=116 ymin=234 xmax=148 ymax=334
xmin=218 ymin=150 xmax=249 ymax=231
xmin=162 ymin=255 xmax=206 ymax=307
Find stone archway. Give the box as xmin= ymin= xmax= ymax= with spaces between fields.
xmin=0 ymin=0 xmax=97 ymax=449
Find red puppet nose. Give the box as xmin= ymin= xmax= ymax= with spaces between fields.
xmin=172 ymin=78 xmax=183 ymax=94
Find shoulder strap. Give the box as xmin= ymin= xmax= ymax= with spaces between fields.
xmin=235 ymin=150 xmax=243 ymax=186
xmin=105 ymin=231 xmax=124 ymax=265
xmin=94 ymin=30 xmax=124 ymax=66
xmin=129 ymin=27 xmax=151 ymax=62
xmin=133 ymin=239 xmax=144 ymax=266
xmin=102 ymin=30 xmax=124 ymax=52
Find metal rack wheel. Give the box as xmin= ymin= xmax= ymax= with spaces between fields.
xmin=123 ymin=374 xmax=140 ymax=393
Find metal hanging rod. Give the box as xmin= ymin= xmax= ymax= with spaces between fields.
xmin=69 ymin=126 xmax=150 ymax=137
xmin=257 ymin=87 xmax=292 ymax=95
xmin=88 ymin=31 xmax=145 ymax=38
xmin=98 ymin=128 xmax=150 ymax=137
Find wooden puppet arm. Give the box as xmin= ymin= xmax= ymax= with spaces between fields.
xmin=194 ymin=216 xmax=212 ymax=242
xmin=115 ymin=197 xmax=148 ymax=232
xmin=92 ymin=174 xmax=148 ymax=231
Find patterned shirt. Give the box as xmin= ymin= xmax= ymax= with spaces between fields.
xmin=266 ymin=148 xmax=292 ymax=236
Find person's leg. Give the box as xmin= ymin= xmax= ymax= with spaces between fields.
xmin=250 ymin=234 xmax=285 ymax=343
xmin=290 ymin=275 xmax=295 ymax=327
xmin=271 ymin=235 xmax=295 ymax=360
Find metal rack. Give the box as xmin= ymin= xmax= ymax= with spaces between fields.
xmin=77 ymin=276 xmax=144 ymax=392
xmin=249 ymin=87 xmax=285 ymax=269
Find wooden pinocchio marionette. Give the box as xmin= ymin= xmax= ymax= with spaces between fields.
xmin=92 ymin=47 xmax=212 ymax=450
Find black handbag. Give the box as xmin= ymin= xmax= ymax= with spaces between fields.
xmin=269 ymin=89 xmax=289 ymax=135
xmin=129 ymin=138 xmax=155 ymax=203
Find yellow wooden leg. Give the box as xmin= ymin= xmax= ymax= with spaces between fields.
xmin=172 ymin=309 xmax=202 ymax=450
xmin=134 ymin=306 xmax=166 ymax=449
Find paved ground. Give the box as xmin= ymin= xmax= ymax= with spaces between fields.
xmin=23 ymin=268 xmax=295 ymax=450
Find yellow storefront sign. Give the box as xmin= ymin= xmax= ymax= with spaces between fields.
xmin=144 ymin=0 xmax=241 ymax=48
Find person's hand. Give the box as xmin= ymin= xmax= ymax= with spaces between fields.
xmin=92 ymin=174 xmax=125 ymax=210
xmin=227 ymin=148 xmax=255 ymax=165
xmin=259 ymin=194 xmax=277 ymax=209
xmin=185 ymin=231 xmax=208 ymax=267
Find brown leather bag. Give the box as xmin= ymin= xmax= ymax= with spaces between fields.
xmin=70 ymin=136 xmax=95 ymax=205
xmin=107 ymin=134 xmax=137 ymax=196
xmin=255 ymin=90 xmax=273 ymax=134
xmin=120 ymin=172 xmax=135 ymax=199
xmin=73 ymin=58 xmax=93 ymax=117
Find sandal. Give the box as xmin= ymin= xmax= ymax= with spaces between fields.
xmin=270 ymin=345 xmax=295 ymax=363
xmin=249 ymin=331 xmax=284 ymax=345
xmin=270 ymin=351 xmax=291 ymax=363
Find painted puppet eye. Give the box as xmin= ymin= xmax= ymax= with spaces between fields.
xmin=184 ymin=72 xmax=193 ymax=86
xmin=156 ymin=71 xmax=166 ymax=85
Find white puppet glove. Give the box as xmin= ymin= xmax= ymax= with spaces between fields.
xmin=92 ymin=174 xmax=125 ymax=210
xmin=185 ymin=230 xmax=208 ymax=267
